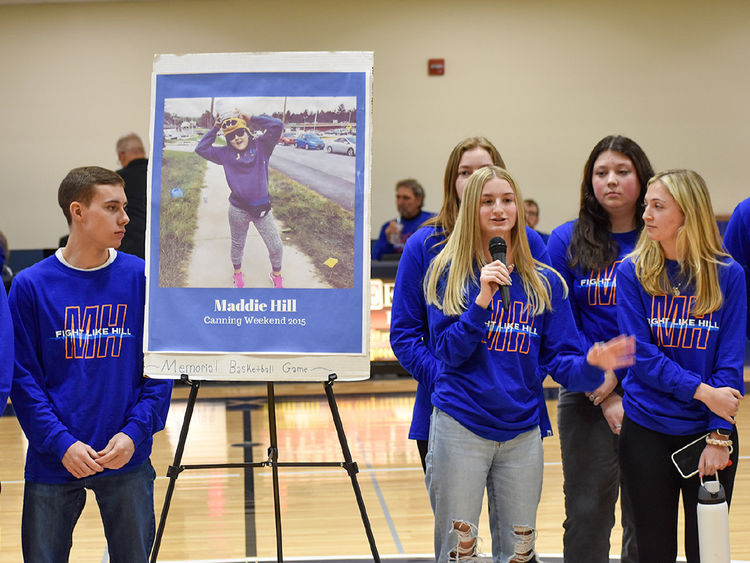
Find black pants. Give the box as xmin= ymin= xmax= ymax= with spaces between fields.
xmin=619 ymin=416 xmax=738 ymax=562
xmin=558 ymin=389 xmax=637 ymax=563
xmin=416 ymin=439 xmax=428 ymax=472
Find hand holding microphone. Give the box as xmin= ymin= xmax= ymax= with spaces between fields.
xmin=475 ymin=237 xmax=513 ymax=310
xmin=489 ymin=237 xmax=511 ymax=312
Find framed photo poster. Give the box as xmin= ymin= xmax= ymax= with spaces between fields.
xmin=144 ymin=51 xmax=373 ymax=381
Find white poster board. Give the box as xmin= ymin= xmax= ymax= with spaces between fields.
xmin=144 ymin=52 xmax=373 ymax=381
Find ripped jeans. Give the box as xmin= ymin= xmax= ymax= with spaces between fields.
xmin=426 ymin=409 xmax=543 ymax=562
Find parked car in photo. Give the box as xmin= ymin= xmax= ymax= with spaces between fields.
xmin=278 ymin=132 xmax=296 ymax=146
xmin=325 ymin=136 xmax=356 ymax=156
xmin=295 ymin=132 xmax=325 ymax=150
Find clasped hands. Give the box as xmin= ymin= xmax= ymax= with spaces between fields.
xmin=61 ymin=432 xmax=135 ymax=479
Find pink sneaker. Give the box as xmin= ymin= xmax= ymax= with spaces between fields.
xmin=269 ymin=272 xmax=283 ymax=288
xmin=233 ymin=272 xmax=244 ymax=288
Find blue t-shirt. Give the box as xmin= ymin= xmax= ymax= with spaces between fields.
xmin=9 ymin=251 xmax=173 ymax=483
xmin=547 ymin=220 xmax=639 ymax=384
xmin=616 ymin=257 xmax=746 ymax=436
xmin=428 ymin=266 xmax=604 ymax=442
xmin=724 ymin=197 xmax=750 ymax=339
xmin=390 ymin=226 xmax=553 ymax=440
xmin=0 ymin=287 xmax=12 ymax=415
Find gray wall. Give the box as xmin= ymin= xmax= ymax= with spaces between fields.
xmin=1 ymin=0 xmax=748 ymax=248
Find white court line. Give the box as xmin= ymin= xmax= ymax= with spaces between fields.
xmin=355 ymin=435 xmax=404 ymax=553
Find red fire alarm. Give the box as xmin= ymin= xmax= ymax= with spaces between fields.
xmin=428 ymin=58 xmax=445 ymax=76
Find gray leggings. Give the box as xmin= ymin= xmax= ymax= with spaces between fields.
xmin=228 ymin=203 xmax=283 ymax=271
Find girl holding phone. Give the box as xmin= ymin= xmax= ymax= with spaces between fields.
xmin=616 ymin=169 xmax=745 ymax=562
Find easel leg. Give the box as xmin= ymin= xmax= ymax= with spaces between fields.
xmin=267 ymin=382 xmax=284 ymax=562
xmin=324 ymin=375 xmax=381 ymax=562
xmin=242 ymin=408 xmax=257 ymax=557
xmin=150 ymin=375 xmax=201 ymax=563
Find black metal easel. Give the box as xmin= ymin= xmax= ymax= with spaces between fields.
xmin=149 ymin=373 xmax=380 ymax=562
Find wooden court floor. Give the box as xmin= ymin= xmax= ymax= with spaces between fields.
xmin=1 ymin=377 xmax=749 ymax=562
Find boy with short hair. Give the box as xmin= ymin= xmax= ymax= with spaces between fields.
xmin=9 ymin=166 xmax=172 ymax=562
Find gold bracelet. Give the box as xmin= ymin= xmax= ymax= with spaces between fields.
xmin=705 ymin=436 xmax=733 ymax=447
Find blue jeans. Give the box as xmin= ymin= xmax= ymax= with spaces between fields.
xmin=558 ymin=388 xmax=637 ymax=563
xmin=426 ymin=408 xmax=543 ymax=562
xmin=22 ymin=459 xmax=156 ymax=563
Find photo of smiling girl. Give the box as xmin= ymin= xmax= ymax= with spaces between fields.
xmin=195 ymin=112 xmax=284 ymax=288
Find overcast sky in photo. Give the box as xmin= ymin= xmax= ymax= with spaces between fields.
xmin=164 ymin=97 xmax=356 ymax=119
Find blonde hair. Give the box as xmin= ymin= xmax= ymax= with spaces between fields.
xmin=424 ymin=166 xmax=565 ymax=316
xmin=630 ymin=169 xmax=729 ymax=315
xmin=424 ymin=137 xmax=505 ymax=238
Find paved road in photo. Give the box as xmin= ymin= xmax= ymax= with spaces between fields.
xmin=184 ymin=160 xmax=332 ymax=289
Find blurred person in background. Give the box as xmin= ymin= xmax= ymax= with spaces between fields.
xmin=372 ymin=179 xmax=434 ymax=260
xmin=58 ymin=134 xmax=149 ymax=259
xmin=724 ymin=196 xmax=750 ymax=340
xmin=523 ymin=199 xmax=549 ymax=243
xmin=0 ymin=229 xmax=13 ymax=293
xmin=116 ymin=133 xmax=149 ymax=260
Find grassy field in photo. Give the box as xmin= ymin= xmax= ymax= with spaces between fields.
xmin=158 ymin=150 xmax=206 ymax=287
xmin=157 ymin=151 xmax=355 ymax=288
xmin=268 ymin=169 xmax=355 ymax=288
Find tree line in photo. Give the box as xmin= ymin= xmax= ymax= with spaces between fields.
xmin=164 ymin=103 xmax=356 ymax=131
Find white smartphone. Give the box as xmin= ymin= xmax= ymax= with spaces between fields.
xmin=671 ymin=433 xmax=710 ymax=479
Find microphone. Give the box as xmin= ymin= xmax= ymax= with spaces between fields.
xmin=488 ymin=237 xmax=510 ymax=313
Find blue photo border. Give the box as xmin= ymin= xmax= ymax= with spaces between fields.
xmin=146 ymin=71 xmax=368 ymax=354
